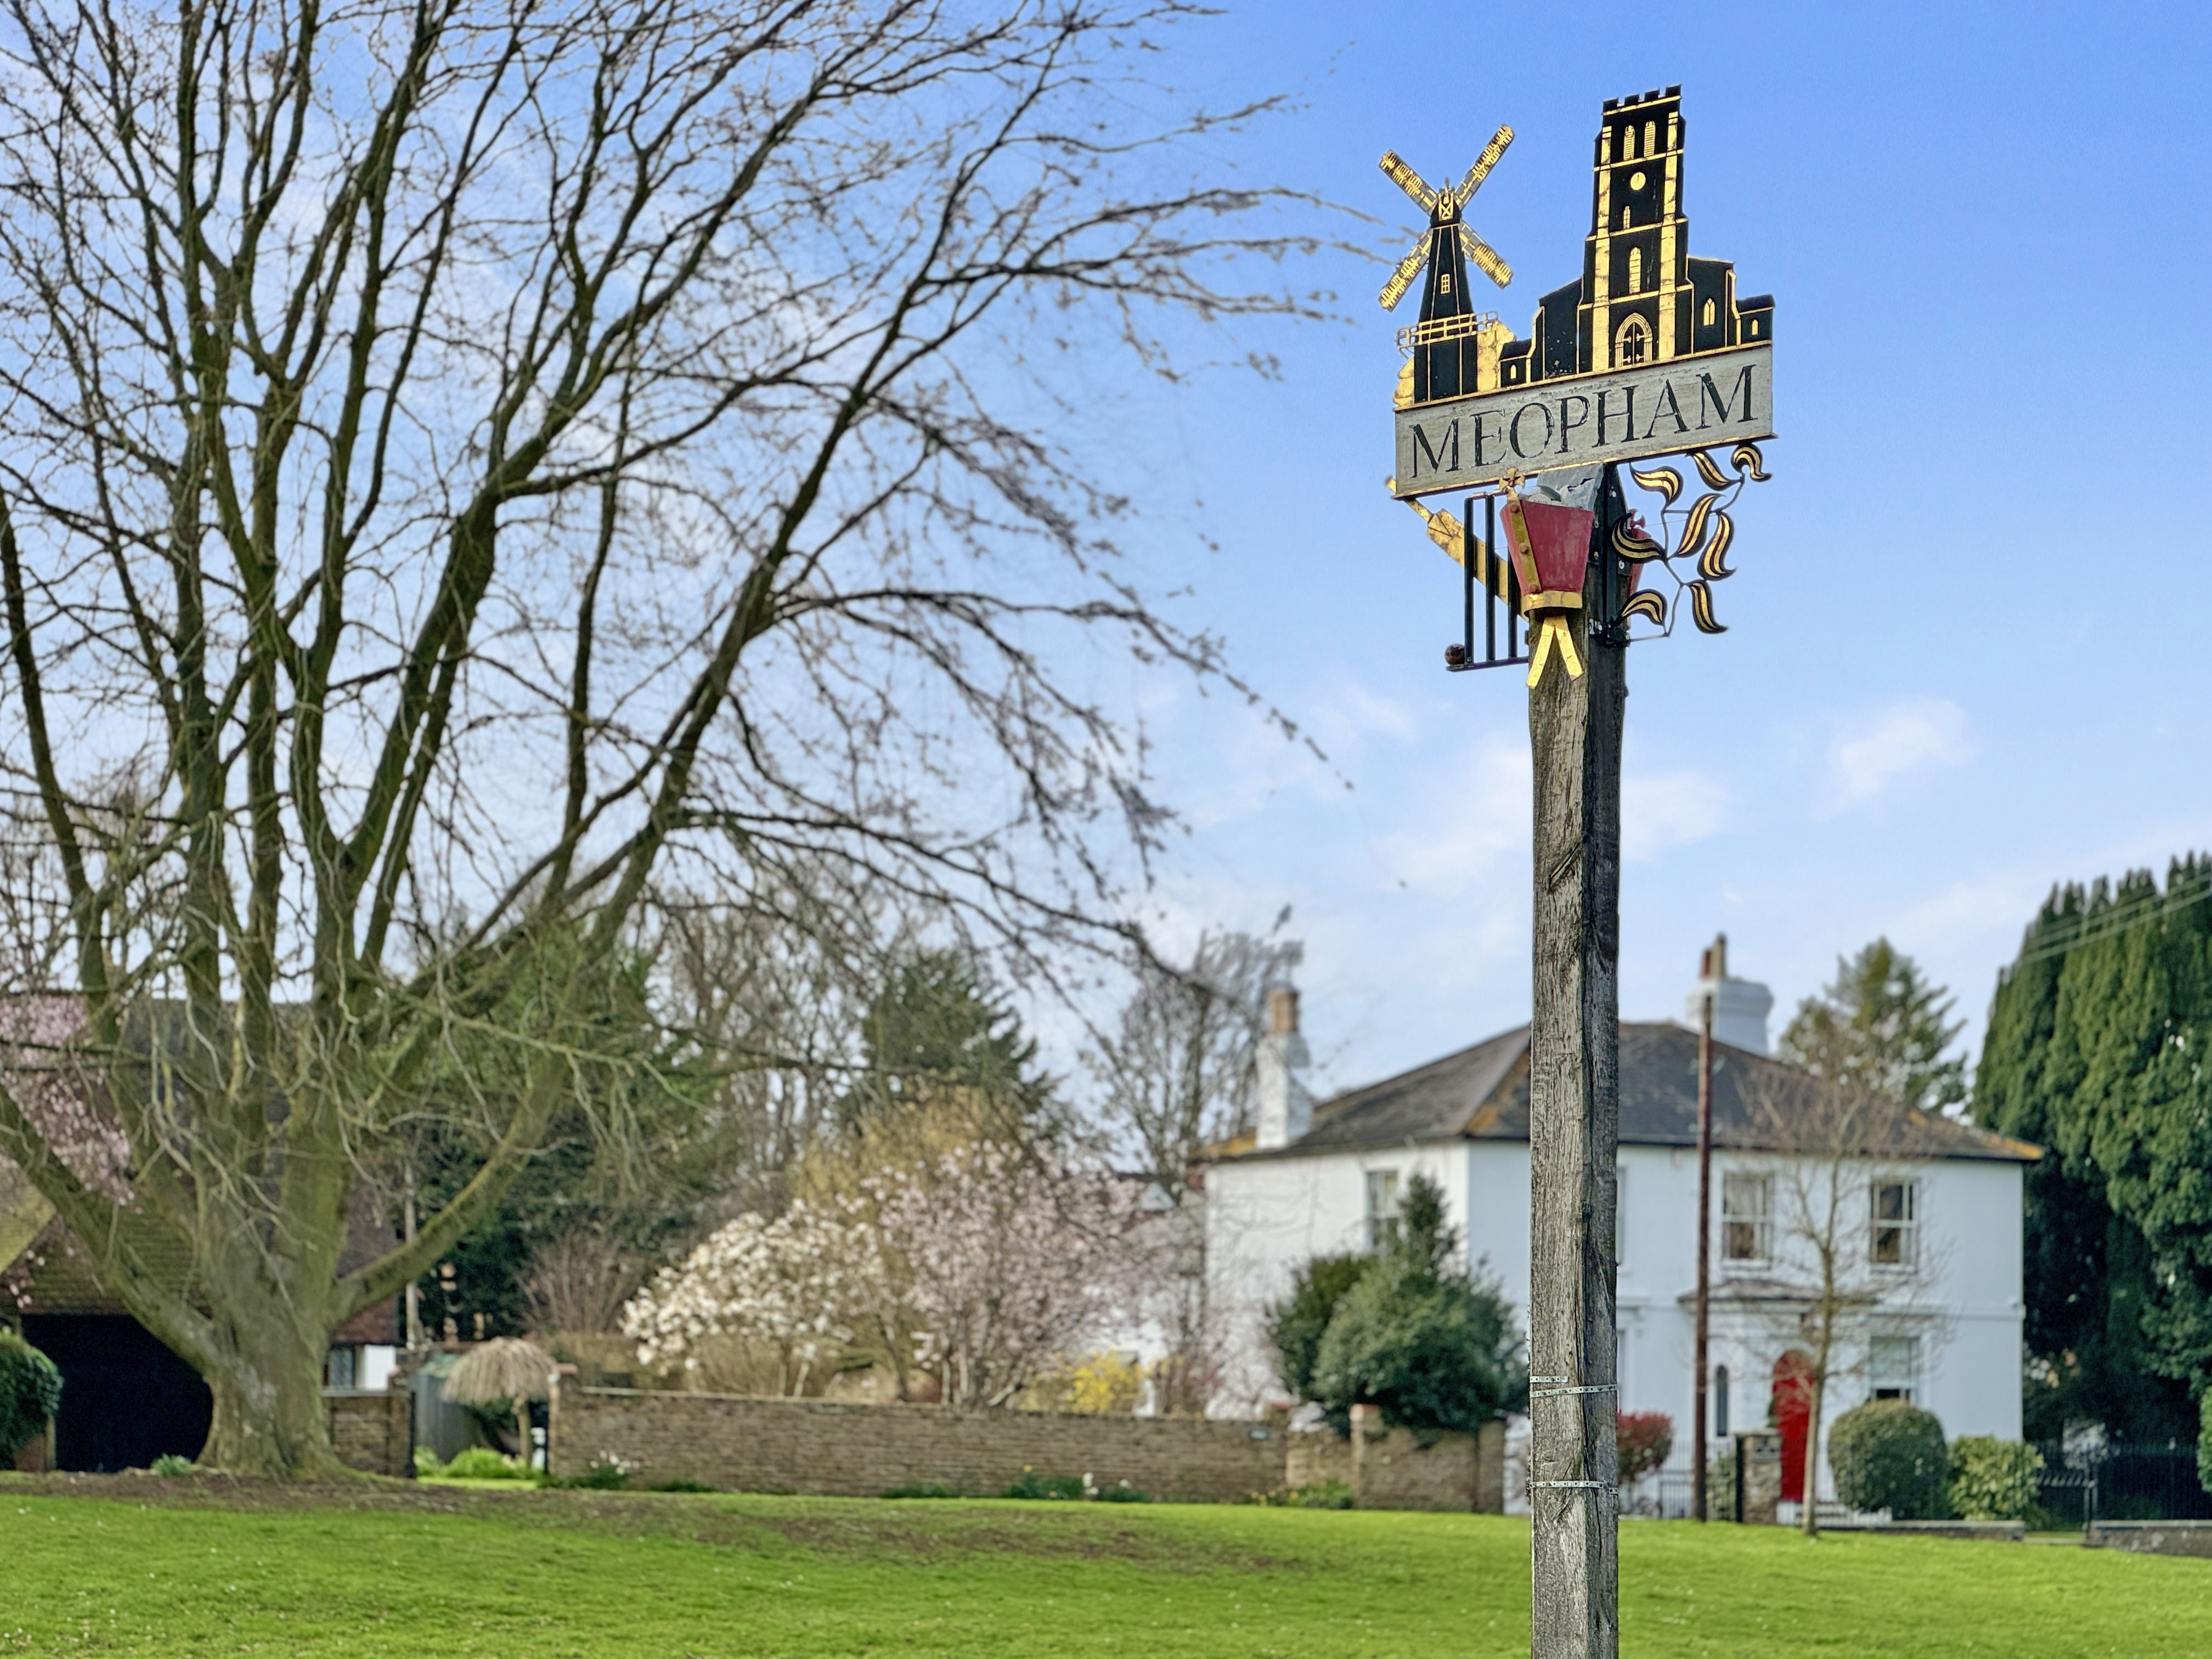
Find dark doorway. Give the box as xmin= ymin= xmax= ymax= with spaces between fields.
xmin=21 ymin=1314 xmax=211 ymax=1472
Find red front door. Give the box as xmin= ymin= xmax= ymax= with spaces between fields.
xmin=1771 ymin=1350 xmax=1813 ymax=1503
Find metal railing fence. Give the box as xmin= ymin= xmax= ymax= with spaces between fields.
xmin=2034 ymin=1439 xmax=2212 ymax=1526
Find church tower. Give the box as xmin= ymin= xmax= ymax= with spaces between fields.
xmin=1584 ymin=87 xmax=1687 ymax=371
xmin=1499 ymin=86 xmax=1772 ymax=390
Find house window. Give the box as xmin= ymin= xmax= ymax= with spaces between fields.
xmin=1627 ymin=247 xmax=1643 ymax=292
xmin=1365 ymin=1169 xmax=1401 ymax=1247
xmin=1869 ymin=1335 xmax=1918 ymax=1401
xmin=1871 ymin=1180 xmax=1917 ymax=1267
xmin=1614 ymin=315 xmax=1649 ymax=366
xmin=1721 ymin=1171 xmax=1771 ymax=1263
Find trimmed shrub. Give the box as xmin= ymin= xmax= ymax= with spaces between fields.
xmin=0 ymin=1330 xmax=63 ymax=1461
xmin=1617 ymin=1412 xmax=1674 ymax=1485
xmin=1830 ymin=1400 xmax=1950 ymax=1519
xmin=149 ymin=1454 xmax=194 ymax=1476
xmin=1947 ymin=1436 xmax=2044 ymax=1521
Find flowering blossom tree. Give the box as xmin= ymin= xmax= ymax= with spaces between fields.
xmin=870 ymin=1143 xmax=1141 ymax=1409
xmin=622 ymin=1200 xmax=883 ymax=1396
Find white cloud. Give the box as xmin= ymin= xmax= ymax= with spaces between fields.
xmin=1622 ymin=771 xmax=1732 ymax=861
xmin=1823 ymin=697 xmax=1971 ymax=812
xmin=1376 ymin=735 xmax=1531 ymax=896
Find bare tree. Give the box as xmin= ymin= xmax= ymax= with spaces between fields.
xmin=520 ymin=1232 xmax=645 ymax=1338
xmin=1742 ymin=1071 xmax=1951 ymax=1537
xmin=1085 ymin=923 xmax=1302 ymax=1200
xmin=650 ymin=867 xmax=898 ymax=1215
xmin=0 ymin=0 xmax=1319 ymax=1474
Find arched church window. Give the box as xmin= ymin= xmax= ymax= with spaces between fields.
xmin=1622 ymin=124 xmax=1637 ymax=160
xmin=1621 ymin=205 xmax=1633 ymax=231
xmin=1627 ymin=247 xmax=1643 ymax=292
xmin=1644 ymin=120 xmax=1657 ymax=156
xmin=1702 ymin=297 xmax=1717 ymax=326
xmin=1615 ymin=315 xmax=1649 ymax=366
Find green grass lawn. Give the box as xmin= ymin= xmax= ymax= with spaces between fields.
xmin=3 ymin=1479 xmax=2207 ymax=1657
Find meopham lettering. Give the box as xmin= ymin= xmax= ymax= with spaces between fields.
xmin=1392 ymin=343 xmax=1772 ymax=496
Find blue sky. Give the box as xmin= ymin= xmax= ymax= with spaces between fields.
xmin=1065 ymin=2 xmax=2212 ymax=1101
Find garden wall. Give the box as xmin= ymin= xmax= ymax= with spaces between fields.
xmin=548 ymin=1377 xmax=1287 ymax=1503
xmin=325 ymin=1386 xmax=409 ymax=1479
xmin=548 ymin=1378 xmax=1508 ymax=1510
xmin=1345 ymin=1405 xmax=1505 ymax=1513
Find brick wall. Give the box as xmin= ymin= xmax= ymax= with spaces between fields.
xmin=1342 ymin=1406 xmax=1506 ymax=1513
xmin=325 ymin=1387 xmax=408 ymax=1478
xmin=549 ymin=1377 xmax=1285 ymax=1503
xmin=1284 ymin=1428 xmax=1352 ymax=1491
xmin=546 ymin=1379 xmax=1509 ymax=1510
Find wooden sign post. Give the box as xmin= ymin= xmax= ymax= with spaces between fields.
xmin=1526 ymin=520 xmax=1624 ymax=1655
xmin=1377 ymin=86 xmax=1775 ymax=1659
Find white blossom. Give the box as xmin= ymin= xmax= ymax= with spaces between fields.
xmin=867 ymin=1143 xmax=1141 ymax=1409
xmin=620 ymin=1198 xmax=882 ymax=1392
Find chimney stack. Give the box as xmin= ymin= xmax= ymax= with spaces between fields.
xmin=1685 ymin=933 xmax=1774 ymax=1054
xmin=1254 ymin=988 xmax=1312 ymax=1149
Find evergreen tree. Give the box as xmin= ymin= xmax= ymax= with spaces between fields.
xmin=1266 ymin=1252 xmax=1369 ymax=1412
xmin=1295 ymin=1173 xmax=1526 ymax=1437
xmin=1974 ymin=859 xmax=2212 ymax=1440
xmin=1780 ymin=938 xmax=1967 ymax=1112
xmin=842 ymin=949 xmax=1053 ymax=1139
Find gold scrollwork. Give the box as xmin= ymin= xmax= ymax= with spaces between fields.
xmin=1623 ymin=444 xmax=1772 ymax=639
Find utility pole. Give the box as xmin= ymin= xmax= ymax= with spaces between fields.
xmin=403 ymin=1178 xmax=424 ymax=1350
xmin=1526 ymin=490 xmax=1624 ymax=1659
xmin=1691 ymin=939 xmax=1718 ymax=1521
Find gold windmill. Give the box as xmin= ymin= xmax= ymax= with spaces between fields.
xmin=1379 ymin=127 xmax=1515 ymax=409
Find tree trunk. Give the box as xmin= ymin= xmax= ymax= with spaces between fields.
xmin=1800 ymin=1373 xmax=1825 ymax=1538
xmin=198 ymin=1324 xmax=347 ymax=1480
xmin=1527 ymin=538 xmax=1625 ymax=1658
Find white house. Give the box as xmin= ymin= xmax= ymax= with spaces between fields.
xmin=1203 ymin=977 xmax=2035 ymax=1512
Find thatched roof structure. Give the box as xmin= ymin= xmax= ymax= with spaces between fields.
xmin=441 ymin=1338 xmax=556 ymax=1406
